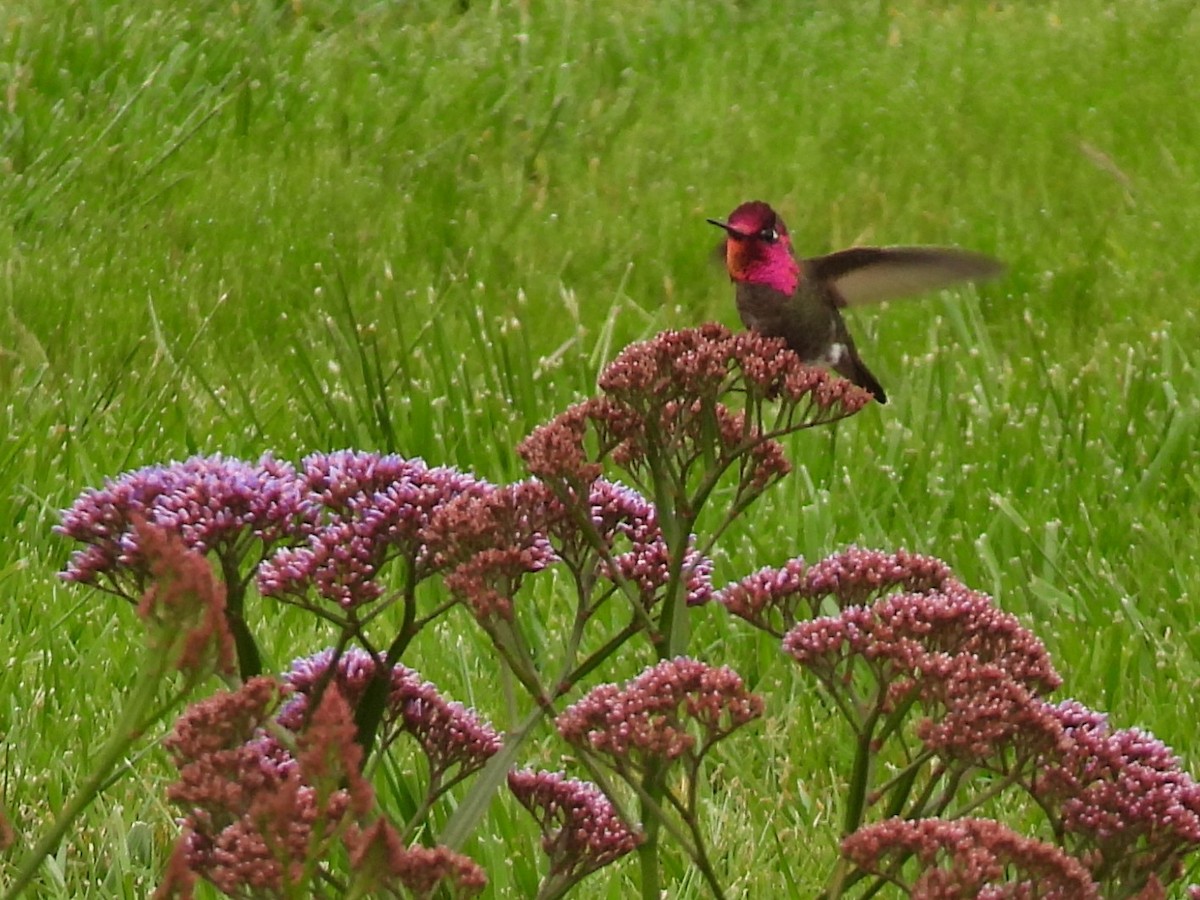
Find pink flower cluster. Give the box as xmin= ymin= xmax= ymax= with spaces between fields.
xmin=1032 ymin=701 xmax=1200 ymax=891
xmin=58 ymin=453 xmax=311 ymax=595
xmin=160 ymin=678 xmax=369 ymax=897
xmin=519 ymin=325 xmax=868 ymax=494
xmin=783 ymin=582 xmax=1061 ymax=717
xmin=508 ymin=769 xmax=642 ymax=883
xmin=280 ymin=648 xmax=502 ymax=780
xmin=718 ymin=547 xmax=954 ymax=636
xmin=556 ymin=657 xmax=763 ymax=770
xmin=258 ymin=451 xmax=486 ymax=609
xmin=158 ymin=665 xmax=492 ymax=898
xmin=915 ymin=657 xmax=1065 ymax=767
xmin=420 ymin=477 xmax=715 ymax=622
xmin=422 ymin=479 xmax=558 ymax=621
xmin=842 ymin=817 xmax=1100 ymax=898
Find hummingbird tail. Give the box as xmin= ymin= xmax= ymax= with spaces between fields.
xmin=845 ymin=358 xmax=888 ymax=405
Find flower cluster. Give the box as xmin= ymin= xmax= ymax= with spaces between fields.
xmin=841 ymin=817 xmax=1100 ymax=898
xmin=783 ymin=582 xmax=1062 ymax=716
xmin=518 ymin=325 xmax=868 ymax=497
xmin=279 ymin=648 xmax=502 ymax=781
xmin=160 ymin=677 xmax=365 ymax=897
xmin=159 ymin=670 xmax=490 ymax=898
xmin=1032 ymin=701 xmax=1200 ymax=892
xmin=558 ymin=479 xmax=713 ymax=609
xmin=914 ymin=656 xmax=1065 ymax=768
xmin=257 ymin=451 xmax=486 ymax=609
xmin=508 ymin=769 xmax=642 ymax=886
xmin=423 ymin=480 xmax=558 ymax=622
xmin=58 ymin=454 xmax=311 ymax=595
xmin=346 ymin=819 xmax=487 ymax=898
xmin=556 ymin=657 xmax=763 ymax=772
xmin=133 ymin=517 xmax=235 ymax=678
xmin=718 ymin=547 xmax=955 ymax=637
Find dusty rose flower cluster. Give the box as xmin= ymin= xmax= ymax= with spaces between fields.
xmin=508 ymin=769 xmax=643 ymax=885
xmin=419 ymin=477 xmax=714 ymax=623
xmin=718 ymin=547 xmax=954 ymax=636
xmin=1031 ymin=701 xmax=1200 ymax=893
xmin=519 ymin=324 xmax=869 ymax=497
xmin=421 ymin=479 xmax=559 ymax=622
xmin=842 ymin=817 xmax=1100 ymax=899
xmin=773 ymin=553 xmax=1200 ymax=898
xmin=783 ymin=580 xmax=1062 ymax=717
xmin=556 ymin=657 xmax=763 ymax=772
xmin=158 ymin=677 xmax=362 ymax=898
xmin=132 ymin=517 xmax=235 ymax=678
xmin=157 ymin=662 xmax=492 ymax=899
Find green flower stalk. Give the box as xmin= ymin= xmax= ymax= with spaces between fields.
xmin=5 ymin=519 xmax=235 ymax=900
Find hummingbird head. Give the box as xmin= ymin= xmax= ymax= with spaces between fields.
xmin=707 ymin=201 xmax=800 ymax=294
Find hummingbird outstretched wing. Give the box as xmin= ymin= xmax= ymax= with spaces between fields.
xmin=805 ymin=247 xmax=1005 ymax=308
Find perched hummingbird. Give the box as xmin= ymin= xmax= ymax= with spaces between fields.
xmin=707 ymin=201 xmax=1004 ymax=403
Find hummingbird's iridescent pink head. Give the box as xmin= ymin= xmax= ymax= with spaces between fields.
xmin=707 ymin=201 xmax=800 ymax=294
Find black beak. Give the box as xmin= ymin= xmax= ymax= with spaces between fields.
xmin=707 ymin=218 xmax=747 ymax=239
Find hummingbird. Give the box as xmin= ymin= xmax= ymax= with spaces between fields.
xmin=707 ymin=201 xmax=1004 ymax=403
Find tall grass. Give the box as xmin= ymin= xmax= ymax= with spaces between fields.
xmin=2 ymin=0 xmax=1198 ymax=895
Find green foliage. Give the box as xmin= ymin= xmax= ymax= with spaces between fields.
xmin=2 ymin=0 xmax=1199 ymax=895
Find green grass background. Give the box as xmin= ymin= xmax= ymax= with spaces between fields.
xmin=2 ymin=0 xmax=1199 ymax=895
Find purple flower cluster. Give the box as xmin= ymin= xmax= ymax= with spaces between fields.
xmin=556 ymin=657 xmax=763 ymax=771
xmin=257 ymin=451 xmax=486 ymax=609
xmin=567 ymin=479 xmax=713 ymax=609
xmin=718 ymin=547 xmax=954 ymax=636
xmin=508 ymin=769 xmax=642 ymax=885
xmin=58 ymin=453 xmax=310 ymax=595
xmin=842 ymin=817 xmax=1100 ymax=899
xmin=1032 ymin=701 xmax=1200 ymax=892
xmin=280 ymin=648 xmax=501 ymax=780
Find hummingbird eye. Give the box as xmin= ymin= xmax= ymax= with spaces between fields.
xmin=758 ymin=227 xmax=779 ymax=243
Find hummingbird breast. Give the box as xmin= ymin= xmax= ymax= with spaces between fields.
xmin=734 ymin=281 xmax=836 ymax=362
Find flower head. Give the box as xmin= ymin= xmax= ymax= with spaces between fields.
xmin=1034 ymin=701 xmax=1200 ymax=891
xmin=280 ymin=649 xmax=501 ymax=780
xmin=842 ymin=817 xmax=1099 ymax=899
xmin=915 ymin=658 xmax=1067 ymax=770
xmin=424 ymin=480 xmax=557 ymax=622
xmin=161 ymin=677 xmax=371 ymax=897
xmin=519 ymin=326 xmax=866 ymax=507
xmin=556 ymin=658 xmax=762 ymax=770
xmin=58 ymin=454 xmax=310 ymax=594
xmin=258 ymin=452 xmax=487 ymax=609
xmin=508 ymin=769 xmax=642 ymax=883
xmin=721 ymin=548 xmax=956 ymax=638
xmin=783 ymin=583 xmax=1061 ymax=710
